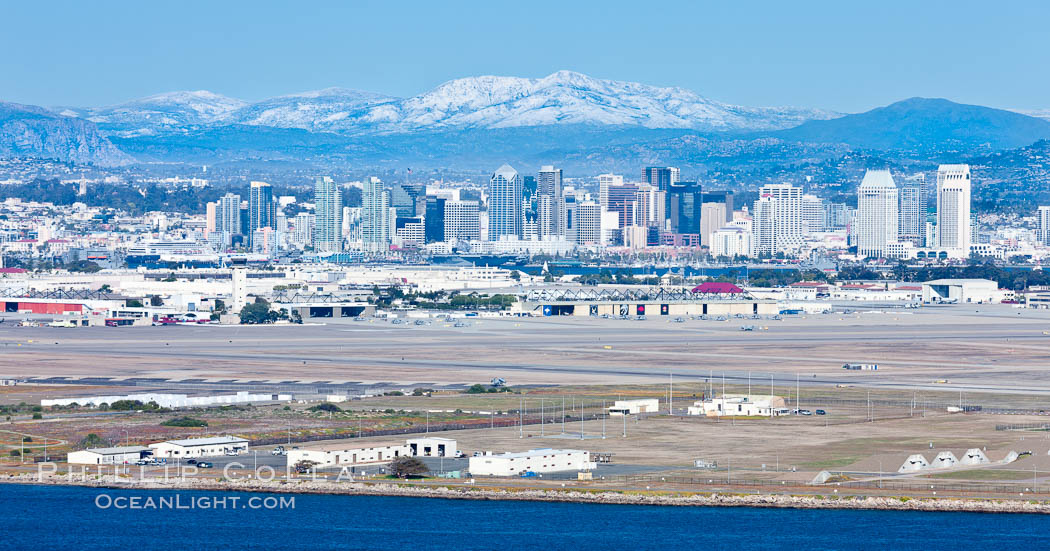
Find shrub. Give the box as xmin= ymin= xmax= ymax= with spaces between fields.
xmin=31 ymin=413 xmax=42 ymax=420
xmin=160 ymin=416 xmax=208 ymax=427
xmin=309 ymin=403 xmax=341 ymax=413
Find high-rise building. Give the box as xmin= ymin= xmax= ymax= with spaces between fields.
xmin=216 ymin=192 xmax=242 ymax=245
xmin=898 ymin=173 xmax=927 ymax=245
xmin=291 ymin=212 xmax=315 ymax=249
xmin=597 ymin=173 xmax=623 ymax=212
xmin=313 ymin=176 xmax=343 ymax=252
xmin=700 ymin=202 xmax=726 ymax=247
xmin=1039 ymin=206 xmax=1050 ymax=246
xmin=425 ymin=196 xmax=446 ymax=243
xmin=936 ymin=164 xmax=971 ymax=251
xmin=205 ymin=202 xmax=217 ymax=234
xmin=702 ymin=190 xmax=735 ymax=223
xmin=855 ymin=170 xmax=899 ymax=258
xmin=248 ymin=181 xmax=275 ymax=245
xmin=536 ymin=165 xmax=563 ymax=238
xmin=668 ymin=181 xmax=702 ymax=235
xmin=444 ymin=200 xmax=480 ymax=242
xmin=801 ymin=194 xmax=825 ymax=233
xmin=634 ymin=184 xmax=665 ymax=227
xmin=606 ymin=183 xmax=640 ymax=230
xmin=752 ymin=183 xmax=803 ymax=256
xmin=643 ymin=166 xmax=679 ymax=218
xmin=389 ymin=183 xmax=426 ymax=219
xmin=575 ymin=201 xmax=602 ymax=245
xmin=710 ymin=227 xmax=753 ymax=258
xmin=361 ymin=177 xmax=390 ymax=251
xmin=488 ymin=164 xmax=523 ymax=240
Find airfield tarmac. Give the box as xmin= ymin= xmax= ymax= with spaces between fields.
xmin=2 ymin=304 xmax=1050 ymax=394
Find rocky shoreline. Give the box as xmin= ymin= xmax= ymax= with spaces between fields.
xmin=3 ymin=473 xmax=1049 ymax=514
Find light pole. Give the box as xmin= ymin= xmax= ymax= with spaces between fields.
xmin=21 ymin=436 xmax=25 ymax=464
xmin=122 ymin=428 xmax=129 ymax=448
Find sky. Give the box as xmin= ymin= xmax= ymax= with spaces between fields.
xmin=2 ymin=0 xmax=1048 ymax=113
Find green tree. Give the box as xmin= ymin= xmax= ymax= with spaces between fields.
xmin=239 ymin=301 xmax=276 ymax=324
xmin=388 ymin=456 xmax=429 ymax=479
xmin=77 ymin=433 xmax=110 ymax=449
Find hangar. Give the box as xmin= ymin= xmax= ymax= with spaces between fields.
xmin=515 ymin=286 xmax=778 ymax=317
xmin=921 ymin=279 xmax=1001 ymax=304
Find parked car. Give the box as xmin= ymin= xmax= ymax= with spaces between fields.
xmin=272 ymin=446 xmax=286 ymax=456
xmin=186 ymin=459 xmax=198 ymax=464
xmin=454 ymin=451 xmax=465 ymax=458
xmin=815 ymin=409 xmax=827 ymax=415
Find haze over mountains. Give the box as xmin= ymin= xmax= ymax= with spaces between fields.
xmin=2 ymin=70 xmax=1050 ymax=169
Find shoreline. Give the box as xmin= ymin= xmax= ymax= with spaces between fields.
xmin=3 ymin=474 xmax=1050 ymax=514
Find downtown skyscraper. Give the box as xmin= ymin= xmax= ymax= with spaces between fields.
xmin=536 ymin=165 xmax=563 ymax=238
xmin=752 ymin=183 xmax=803 ymax=256
xmin=313 ymin=176 xmax=342 ymax=252
xmin=361 ymin=177 xmax=390 ymax=251
xmin=936 ymin=164 xmax=972 ymax=251
xmin=248 ymin=181 xmax=275 ymax=245
xmin=488 ymin=164 xmax=523 ymax=241
xmin=855 ymin=170 xmax=899 ymax=258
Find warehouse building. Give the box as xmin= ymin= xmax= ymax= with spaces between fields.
xmin=607 ymin=399 xmax=659 ymax=416
xmin=922 ymin=279 xmax=1001 ymax=304
xmin=67 ymin=446 xmax=151 ymax=465
xmin=686 ymin=394 xmax=787 ymax=417
xmin=406 ymin=436 xmax=458 ymax=457
xmin=287 ymin=442 xmax=408 ymax=468
xmin=149 ymin=436 xmax=249 ymax=458
xmin=468 ymin=448 xmax=595 ymax=476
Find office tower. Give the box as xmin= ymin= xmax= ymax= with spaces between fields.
xmin=824 ymin=202 xmax=849 ymax=229
xmin=802 ymin=194 xmax=825 ymax=233
xmin=700 ymin=202 xmax=726 ymax=247
xmin=444 ymin=200 xmax=480 ymax=242
xmin=634 ymin=184 xmax=666 ymax=227
xmin=752 ymin=183 xmax=803 ymax=256
xmin=1039 ymin=206 xmax=1050 ymax=246
xmin=855 ymin=170 xmax=899 ymax=258
xmin=643 ymin=166 xmax=680 ymax=217
xmin=536 ymin=165 xmax=563 ymax=238
xmin=597 ymin=173 xmax=623 ymax=212
xmin=361 ymin=177 xmax=390 ymax=251
xmin=936 ymin=164 xmax=971 ymax=251
xmin=668 ymin=181 xmax=702 ymax=235
xmin=575 ymin=201 xmax=602 ymax=245
xmin=292 ymin=212 xmax=315 ymax=248
xmin=313 ymin=176 xmax=343 ymax=252
xmin=563 ymin=194 xmax=578 ymax=243
xmin=248 ymin=181 xmax=275 ymax=244
xmin=606 ymin=183 xmax=640 ymax=229
xmin=205 ymin=202 xmax=217 ymax=234
xmin=898 ymin=173 xmax=927 ymax=245
xmin=216 ymin=192 xmax=242 ymax=240
xmin=395 ymin=216 xmax=425 ymax=246
xmin=425 ymin=196 xmax=446 ymax=243
xmin=389 ymin=183 xmax=426 ymax=219
xmin=488 ymin=164 xmax=523 ymax=240
xmin=702 ymin=190 xmax=735 ymax=223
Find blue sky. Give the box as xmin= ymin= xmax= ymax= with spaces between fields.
xmin=3 ymin=0 xmax=1047 ymax=112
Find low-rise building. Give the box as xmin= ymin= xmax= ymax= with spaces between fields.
xmin=149 ymin=436 xmax=249 ymax=458
xmin=67 ymin=446 xmax=151 ymax=465
xmin=406 ymin=437 xmax=458 ymax=457
xmin=686 ymin=394 xmax=786 ymax=417
xmin=922 ymin=278 xmax=1001 ymax=304
xmin=468 ymin=448 xmax=595 ymax=476
xmin=287 ymin=442 xmax=408 ymax=468
xmin=607 ymin=399 xmax=659 ymax=416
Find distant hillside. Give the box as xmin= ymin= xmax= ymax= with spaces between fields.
xmin=0 ymin=102 xmax=131 ymax=166
xmin=772 ymin=98 xmax=1050 ymax=152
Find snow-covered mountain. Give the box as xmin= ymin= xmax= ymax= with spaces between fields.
xmin=56 ymin=91 xmax=248 ymax=137
xmin=225 ymin=87 xmax=396 ymax=132
xmin=51 ymin=71 xmax=838 ymax=136
xmin=360 ymin=70 xmax=837 ymax=132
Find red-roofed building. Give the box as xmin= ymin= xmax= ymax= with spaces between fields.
xmin=691 ymin=282 xmax=744 ymax=294
xmin=0 ymin=268 xmax=27 ymax=274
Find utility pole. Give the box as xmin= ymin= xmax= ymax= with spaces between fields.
xmin=623 ymin=411 xmax=627 ymax=438
xmin=669 ymin=371 xmax=673 ymax=415
xmin=562 ymin=396 xmax=566 ymax=434
xmin=540 ymin=398 xmax=544 ymax=437
xmin=519 ymin=397 xmax=523 ymax=438
xmin=602 ymin=400 xmax=606 ymax=439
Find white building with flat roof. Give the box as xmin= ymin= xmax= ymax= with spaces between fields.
xmin=287 ymin=442 xmax=407 ymax=468
xmin=149 ymin=436 xmax=249 ymax=458
xmin=68 ymin=446 xmax=151 ymax=465
xmin=406 ymin=437 xmax=458 ymax=457
xmin=687 ymin=394 xmax=787 ymax=417
xmin=607 ymin=399 xmax=659 ymax=416
xmin=468 ymin=449 xmax=595 ymax=476
xmin=921 ymin=278 xmax=1001 ymax=304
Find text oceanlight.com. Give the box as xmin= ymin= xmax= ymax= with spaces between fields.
xmin=94 ymin=493 xmax=295 ymax=510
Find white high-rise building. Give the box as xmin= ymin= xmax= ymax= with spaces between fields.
xmin=488 ymin=164 xmax=523 ymax=240
xmin=361 ymin=177 xmax=390 ymax=251
xmin=699 ymin=202 xmax=726 ymax=247
xmin=291 ymin=212 xmax=315 ymax=249
xmin=597 ymin=173 xmax=623 ymax=212
xmin=802 ymin=194 xmax=825 ymax=233
xmin=444 ymin=200 xmax=481 ymax=242
xmin=855 ymin=170 xmax=899 ymax=258
xmin=752 ymin=183 xmax=803 ymax=256
xmin=898 ymin=173 xmax=927 ymax=245
xmin=936 ymin=164 xmax=971 ymax=251
xmin=313 ymin=176 xmax=342 ymax=252
xmin=1039 ymin=206 xmax=1050 ymax=246
xmin=537 ymin=165 xmax=563 ymax=237
xmin=575 ymin=201 xmax=602 ymax=245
